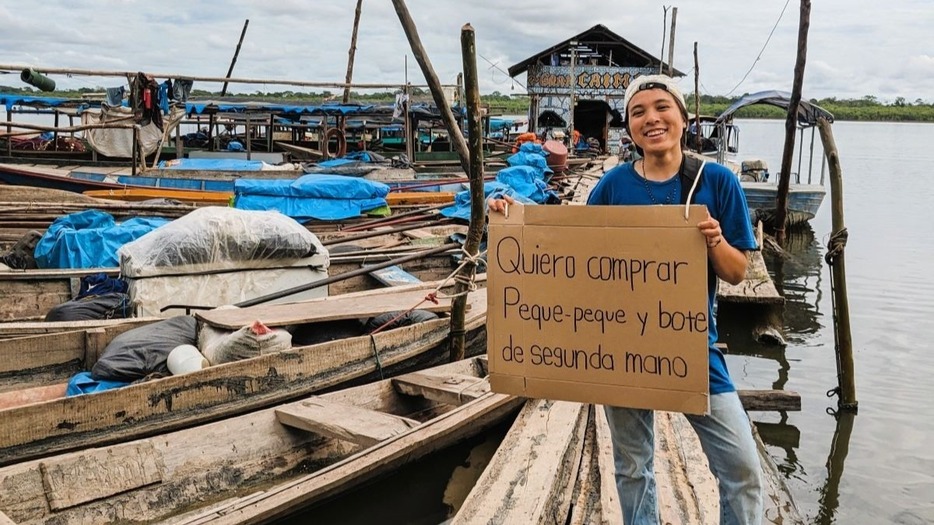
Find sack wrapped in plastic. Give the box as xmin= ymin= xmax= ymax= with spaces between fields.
xmin=119 ymin=207 xmax=327 ymax=277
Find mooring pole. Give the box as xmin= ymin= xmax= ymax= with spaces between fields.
xmin=693 ymin=42 xmax=701 ymax=151
xmin=390 ymin=0 xmax=470 ymax=174
xmin=343 ymin=0 xmax=364 ymax=104
xmin=817 ymin=117 xmax=857 ymax=411
xmin=775 ymin=0 xmax=810 ymax=242
xmin=666 ymin=7 xmax=678 ymax=76
xmin=449 ymin=23 xmax=486 ymax=363
xmin=208 ymin=19 xmax=250 ymax=149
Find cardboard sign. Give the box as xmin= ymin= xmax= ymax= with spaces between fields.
xmin=487 ymin=204 xmax=710 ymax=414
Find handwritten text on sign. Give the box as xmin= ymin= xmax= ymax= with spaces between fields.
xmin=487 ymin=205 xmax=711 ymax=413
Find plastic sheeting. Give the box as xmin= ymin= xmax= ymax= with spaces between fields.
xmin=82 ymin=105 xmax=185 ymax=158
xmin=157 ymin=158 xmax=300 ymax=171
xmin=34 ymin=210 xmax=169 ymax=269
xmin=234 ymin=174 xmax=390 ymax=221
xmin=495 ymin=165 xmax=559 ymax=204
xmin=119 ymin=206 xmax=328 ymax=278
xmin=440 ymin=182 xmax=536 ymax=222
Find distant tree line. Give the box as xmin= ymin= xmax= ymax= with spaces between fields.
xmin=3 ymin=84 xmax=933 ymax=121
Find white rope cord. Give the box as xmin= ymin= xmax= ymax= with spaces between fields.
xmin=684 ymin=159 xmax=706 ymax=220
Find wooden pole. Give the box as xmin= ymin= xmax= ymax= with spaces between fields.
xmin=658 ymin=6 xmax=669 ymax=74
xmin=693 ymin=42 xmax=701 ymax=151
xmin=0 ymin=64 xmax=448 ymax=90
xmin=666 ymin=7 xmax=678 ymax=76
xmin=390 ymin=0 xmax=470 ymax=175
xmin=210 ymin=19 xmax=250 ymax=151
xmin=775 ymin=0 xmax=810 ymax=242
xmin=343 ymin=0 xmax=364 ymax=104
xmin=817 ymin=117 xmax=857 ymax=411
xmin=450 ymin=24 xmax=486 ymax=363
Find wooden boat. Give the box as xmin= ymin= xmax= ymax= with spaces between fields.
xmin=450 ymin=399 xmax=802 ymax=524
xmin=151 ymin=397 xmax=802 ymax=524
xmin=0 ymin=221 xmax=467 ymax=322
xmin=0 ymin=282 xmax=489 ymax=466
xmin=0 ymin=355 xmax=522 ymax=525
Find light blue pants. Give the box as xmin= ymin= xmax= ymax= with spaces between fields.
xmin=604 ymin=392 xmax=763 ymax=525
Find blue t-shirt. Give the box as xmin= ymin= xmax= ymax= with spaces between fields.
xmin=586 ymin=160 xmax=757 ymax=394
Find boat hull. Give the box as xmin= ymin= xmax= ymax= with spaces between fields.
xmin=741 ymin=182 xmax=825 ymax=225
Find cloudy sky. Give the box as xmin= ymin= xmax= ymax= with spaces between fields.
xmin=1 ymin=0 xmax=931 ymax=103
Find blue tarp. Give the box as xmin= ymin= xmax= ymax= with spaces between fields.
xmin=495 ymin=166 xmax=558 ymax=204
xmin=186 ymin=101 xmax=379 ymax=116
xmin=34 ymin=210 xmax=170 ymax=269
xmin=440 ymin=182 xmax=536 ymax=222
xmin=0 ymin=93 xmax=97 ymax=112
xmin=316 ymin=151 xmax=382 ymax=167
xmin=157 ymin=158 xmax=268 ymax=171
xmin=234 ymin=175 xmax=390 ymax=221
xmin=66 ymin=371 xmax=130 ymax=396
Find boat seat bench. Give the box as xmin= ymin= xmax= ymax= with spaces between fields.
xmin=275 ymin=398 xmax=420 ymax=447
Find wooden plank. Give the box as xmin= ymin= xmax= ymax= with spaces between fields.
xmin=196 ymin=287 xmax=454 ymax=330
xmin=0 ymin=510 xmax=15 ymax=525
xmin=0 ymin=383 xmax=67 ymax=411
xmin=275 ymin=397 xmax=419 ymax=447
xmin=718 ymin=250 xmax=783 ymax=305
xmin=0 ymin=317 xmax=157 ymax=339
xmin=0 ymin=331 xmax=85 ymax=374
xmin=392 ymin=371 xmax=489 ymax=405
xmin=738 ymin=389 xmax=801 ymax=411
xmin=39 ymin=441 xmax=165 ymax=511
xmin=366 ymin=265 xmax=422 ymax=287
xmin=452 ymin=399 xmax=587 ymax=525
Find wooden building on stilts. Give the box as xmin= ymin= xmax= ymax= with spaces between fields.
xmin=507 ymin=24 xmax=684 ymax=154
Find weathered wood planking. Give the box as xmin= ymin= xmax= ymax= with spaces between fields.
xmin=275 ymin=398 xmax=420 ymax=447
xmin=0 ymin=358 xmax=495 ymax=524
xmin=196 ymin=286 xmax=454 ymax=330
xmin=718 ymin=249 xmax=783 ymax=305
xmin=392 ymin=372 xmax=490 ymax=405
xmin=39 ymin=442 xmax=165 ymax=511
xmin=451 ymin=399 xmax=588 ymax=525
xmin=0 ymin=289 xmax=487 ymax=467
xmin=172 ymin=393 xmax=523 ymax=525
xmin=0 ymin=317 xmax=158 ymax=339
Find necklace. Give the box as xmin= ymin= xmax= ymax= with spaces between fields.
xmin=639 ymin=159 xmax=678 ymax=205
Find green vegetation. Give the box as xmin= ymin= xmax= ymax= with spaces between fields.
xmin=3 ymin=85 xmax=933 ymax=121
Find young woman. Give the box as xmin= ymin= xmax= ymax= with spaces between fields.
xmin=489 ymin=74 xmax=762 ymax=525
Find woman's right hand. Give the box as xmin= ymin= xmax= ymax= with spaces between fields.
xmin=487 ymin=194 xmax=515 ymax=215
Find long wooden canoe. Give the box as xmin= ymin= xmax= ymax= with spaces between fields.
xmin=0 ymin=284 xmax=488 ymax=467
xmin=0 ymin=356 xmax=520 ymax=525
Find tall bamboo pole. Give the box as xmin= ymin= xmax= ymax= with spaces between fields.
xmin=817 ymin=117 xmax=857 ymax=411
xmin=666 ymin=7 xmax=678 ymax=76
xmin=693 ymin=42 xmax=701 ymax=151
xmin=449 ymin=24 xmax=486 ymax=362
xmin=390 ymin=0 xmax=470 ymax=174
xmin=208 ymin=19 xmax=250 ymax=150
xmin=775 ymin=0 xmax=810 ymax=241
xmin=342 ymin=0 xmax=364 ymax=104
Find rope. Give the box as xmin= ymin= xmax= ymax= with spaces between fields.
xmin=368 ymin=334 xmax=385 ymax=380
xmin=824 ymin=228 xmax=848 ymax=265
xmin=823 ymin=227 xmax=848 ymax=402
xmin=367 ymin=246 xmax=487 ymax=335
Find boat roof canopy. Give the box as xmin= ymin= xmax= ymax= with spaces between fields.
xmin=715 ymin=90 xmax=834 ymax=126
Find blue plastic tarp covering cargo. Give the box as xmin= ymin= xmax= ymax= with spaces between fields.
xmin=507 ymin=144 xmax=552 ymax=175
xmin=495 ymin=165 xmax=558 ymax=204
xmin=34 ymin=210 xmax=170 ymax=269
xmin=234 ymin=175 xmax=390 ymax=221
xmin=157 ymin=158 xmax=267 ymax=171
xmin=66 ymin=371 xmax=130 ymax=396
xmin=316 ymin=151 xmax=383 ymax=167
xmin=440 ymin=182 xmax=536 ymax=222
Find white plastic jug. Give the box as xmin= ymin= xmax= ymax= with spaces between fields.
xmin=167 ymin=344 xmax=208 ymax=375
